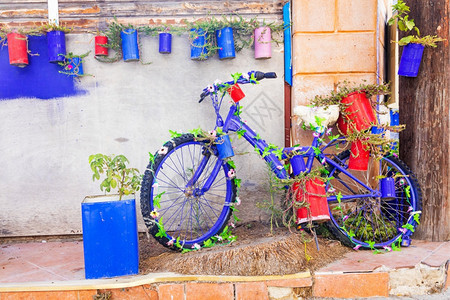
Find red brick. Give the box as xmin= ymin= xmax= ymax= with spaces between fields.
xmin=235 ymin=282 xmax=268 ymax=300
xmin=101 ymin=286 xmax=158 ymax=300
xmin=266 ymin=277 xmax=313 ymax=288
xmin=313 ymin=272 xmax=389 ymax=298
xmin=1 ymin=291 xmax=79 ymax=300
xmin=185 ymin=283 xmax=233 ymax=300
xmin=77 ymin=290 xmax=98 ymax=300
xmin=158 ymin=283 xmax=184 ymax=300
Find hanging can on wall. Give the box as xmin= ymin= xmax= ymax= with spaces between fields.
xmin=94 ymin=36 xmax=108 ymax=57
xmin=159 ymin=33 xmax=172 ymax=54
xmin=67 ymin=56 xmax=84 ymax=77
xmin=336 ymin=92 xmax=377 ymax=135
xmin=121 ymin=29 xmax=139 ymax=62
xmin=7 ymin=33 xmax=29 ymax=67
xmin=398 ymin=43 xmax=425 ymax=77
xmin=254 ymin=26 xmax=272 ymax=59
xmin=47 ymin=30 xmax=66 ymax=63
xmin=216 ymin=27 xmax=235 ymax=60
xmin=348 ymin=139 xmax=370 ymax=171
xmin=190 ymin=28 xmax=208 ymax=60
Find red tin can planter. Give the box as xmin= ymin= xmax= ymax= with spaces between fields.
xmin=348 ymin=139 xmax=370 ymax=171
xmin=295 ymin=179 xmax=330 ymax=224
xmin=7 ymin=33 xmax=29 ymax=67
xmin=227 ymin=84 xmax=245 ymax=103
xmin=336 ymin=91 xmax=377 ymax=135
xmin=95 ymin=36 xmax=108 ymax=57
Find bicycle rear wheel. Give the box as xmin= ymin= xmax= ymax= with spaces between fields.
xmin=325 ymin=150 xmax=422 ymax=249
xmin=140 ymin=134 xmax=236 ymax=251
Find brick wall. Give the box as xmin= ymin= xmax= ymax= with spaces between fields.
xmin=290 ymin=0 xmax=388 ymax=144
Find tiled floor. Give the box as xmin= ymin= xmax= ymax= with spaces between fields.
xmin=0 ymin=239 xmax=449 ymax=284
xmin=0 ymin=240 xmax=85 ymax=283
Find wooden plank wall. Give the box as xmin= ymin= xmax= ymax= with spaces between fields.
xmin=0 ymin=0 xmax=285 ymax=31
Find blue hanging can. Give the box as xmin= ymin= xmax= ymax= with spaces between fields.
xmin=216 ymin=135 xmax=234 ymax=159
xmin=159 ymin=33 xmax=172 ymax=54
xmin=380 ymin=177 xmax=396 ymax=199
xmin=216 ymin=27 xmax=235 ymax=60
xmin=67 ymin=57 xmax=84 ymax=76
xmin=190 ymin=28 xmax=208 ymax=60
xmin=47 ymin=30 xmax=66 ymax=63
xmin=290 ymin=155 xmax=306 ymax=176
xmin=398 ymin=43 xmax=425 ymax=77
xmin=121 ymin=29 xmax=140 ymax=61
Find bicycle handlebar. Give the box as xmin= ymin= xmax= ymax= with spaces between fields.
xmin=198 ymin=71 xmax=277 ymax=103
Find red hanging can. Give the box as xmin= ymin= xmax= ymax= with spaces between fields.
xmin=348 ymin=139 xmax=370 ymax=171
xmin=295 ymin=179 xmax=330 ymax=224
xmin=95 ymin=36 xmax=108 ymax=56
xmin=227 ymin=84 xmax=245 ymax=103
xmin=337 ymin=91 xmax=377 ymax=135
xmin=7 ymin=33 xmax=29 ymax=67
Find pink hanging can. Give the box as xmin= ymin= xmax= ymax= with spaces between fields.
xmin=254 ymin=27 xmax=271 ymax=59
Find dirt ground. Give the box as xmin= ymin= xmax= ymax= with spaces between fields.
xmin=139 ymin=221 xmax=350 ymax=276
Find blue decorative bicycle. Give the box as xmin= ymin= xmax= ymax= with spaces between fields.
xmin=140 ymin=71 xmax=422 ymax=251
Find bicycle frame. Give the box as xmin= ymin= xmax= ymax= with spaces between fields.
xmin=191 ymin=86 xmax=382 ymax=201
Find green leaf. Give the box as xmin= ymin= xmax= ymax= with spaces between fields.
xmin=169 ymin=130 xmax=182 ymax=138
xmin=234 ymin=178 xmax=242 ymax=189
xmin=255 ymin=134 xmax=261 ymax=141
xmin=231 ymin=72 xmax=242 ymax=83
xmin=227 ymin=160 xmax=236 ymax=169
xmin=237 ymin=129 xmax=246 ymax=139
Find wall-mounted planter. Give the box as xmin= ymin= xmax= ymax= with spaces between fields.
xmin=295 ymin=179 xmax=330 ymax=224
xmin=159 ymin=33 xmax=172 ymax=54
xmin=7 ymin=33 xmax=29 ymax=67
xmin=82 ymin=195 xmax=139 ymax=279
xmin=254 ymin=27 xmax=271 ymax=59
xmin=227 ymin=84 xmax=245 ymax=103
xmin=121 ymin=29 xmax=139 ymax=62
xmin=47 ymin=30 xmax=66 ymax=63
xmin=348 ymin=139 xmax=370 ymax=171
xmin=66 ymin=57 xmax=84 ymax=77
xmin=216 ymin=27 xmax=235 ymax=60
xmin=94 ymin=36 xmax=108 ymax=57
xmin=398 ymin=43 xmax=424 ymax=77
xmin=190 ymin=28 xmax=208 ymax=60
xmin=336 ymin=91 xmax=377 ymax=135
xmin=216 ymin=134 xmax=234 ymax=159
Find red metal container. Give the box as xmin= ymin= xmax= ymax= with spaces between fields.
xmin=295 ymin=179 xmax=330 ymax=224
xmin=7 ymin=33 xmax=28 ymax=67
xmin=337 ymin=91 xmax=377 ymax=135
xmin=348 ymin=139 xmax=370 ymax=171
xmin=95 ymin=36 xmax=108 ymax=56
xmin=227 ymin=84 xmax=245 ymax=103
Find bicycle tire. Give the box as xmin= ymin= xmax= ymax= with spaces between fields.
xmin=140 ymin=134 xmax=237 ymax=251
xmin=325 ymin=150 xmax=422 ymax=249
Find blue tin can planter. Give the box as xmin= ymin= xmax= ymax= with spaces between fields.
xmin=290 ymin=155 xmax=306 ymax=176
xmin=47 ymin=30 xmax=66 ymax=63
xmin=81 ymin=195 xmax=139 ymax=279
xmin=190 ymin=28 xmax=208 ymax=60
xmin=398 ymin=43 xmax=425 ymax=77
xmin=67 ymin=57 xmax=84 ymax=77
xmin=121 ymin=29 xmax=140 ymax=62
xmin=380 ymin=177 xmax=396 ymax=199
xmin=216 ymin=27 xmax=235 ymax=60
xmin=216 ymin=135 xmax=234 ymax=159
xmin=159 ymin=33 xmax=172 ymax=54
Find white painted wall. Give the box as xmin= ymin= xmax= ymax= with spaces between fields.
xmin=0 ymin=33 xmax=285 ymax=236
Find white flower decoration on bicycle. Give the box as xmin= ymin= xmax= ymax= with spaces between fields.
xmin=158 ymin=146 xmax=168 ymax=155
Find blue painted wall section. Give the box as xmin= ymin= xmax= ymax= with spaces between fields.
xmin=0 ymin=35 xmax=86 ymax=100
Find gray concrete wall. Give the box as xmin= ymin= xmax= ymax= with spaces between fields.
xmin=0 ymin=33 xmax=285 ymax=236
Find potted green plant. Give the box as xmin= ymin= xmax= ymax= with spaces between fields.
xmin=82 ymin=154 xmax=141 ymax=279
xmin=389 ymin=0 xmax=444 ymax=77
xmin=40 ymin=22 xmax=72 ymax=63
xmin=58 ymin=51 xmax=91 ymax=77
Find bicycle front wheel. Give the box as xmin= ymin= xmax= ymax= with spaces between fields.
xmin=325 ymin=150 xmax=422 ymax=249
xmin=140 ymin=134 xmax=236 ymax=251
